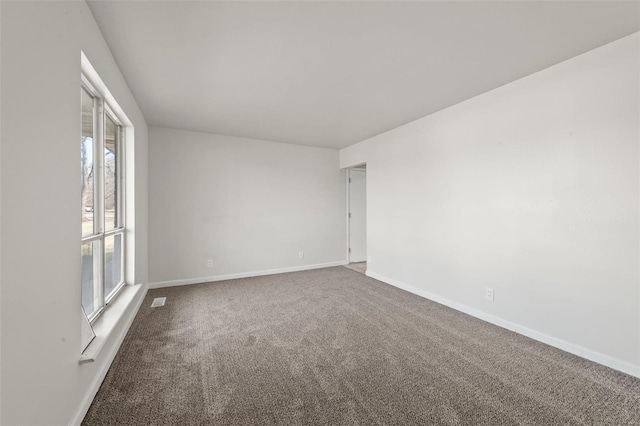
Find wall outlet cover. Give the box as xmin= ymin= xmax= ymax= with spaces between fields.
xmin=485 ymin=288 xmax=495 ymax=302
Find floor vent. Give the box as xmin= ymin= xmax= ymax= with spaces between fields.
xmin=151 ymin=297 xmax=167 ymax=308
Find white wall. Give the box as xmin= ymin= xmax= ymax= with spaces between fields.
xmin=0 ymin=1 xmax=149 ymax=424
xmin=341 ymin=33 xmax=640 ymax=374
xmin=149 ymin=127 xmax=346 ymax=284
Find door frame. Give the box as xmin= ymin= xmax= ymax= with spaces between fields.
xmin=346 ymin=165 xmax=367 ymax=263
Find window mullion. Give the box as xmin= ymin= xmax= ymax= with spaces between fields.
xmin=104 ymin=228 xmax=124 ymax=238
xmin=81 ymin=232 xmax=104 ymax=244
xmin=118 ymin=126 xmax=126 ymax=287
xmin=95 ymin=98 xmax=106 ymax=311
xmin=119 ymin=126 xmax=125 ymax=229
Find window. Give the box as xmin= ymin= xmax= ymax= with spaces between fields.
xmin=81 ymin=78 xmax=126 ymax=322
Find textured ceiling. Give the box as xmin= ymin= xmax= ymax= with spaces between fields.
xmin=88 ymin=1 xmax=639 ymax=148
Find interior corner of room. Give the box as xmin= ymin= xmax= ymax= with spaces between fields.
xmin=1 ymin=0 xmax=638 ymax=425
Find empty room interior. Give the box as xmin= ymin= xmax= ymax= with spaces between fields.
xmin=1 ymin=0 xmax=640 ymax=424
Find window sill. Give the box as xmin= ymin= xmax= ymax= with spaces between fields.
xmin=79 ymin=284 xmax=146 ymax=364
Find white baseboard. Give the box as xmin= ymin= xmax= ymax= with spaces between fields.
xmin=70 ymin=283 xmax=149 ymax=426
xmin=149 ymin=261 xmax=349 ymax=289
xmin=366 ymin=270 xmax=640 ymax=378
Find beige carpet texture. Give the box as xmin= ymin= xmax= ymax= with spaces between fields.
xmin=83 ymin=267 xmax=640 ymax=425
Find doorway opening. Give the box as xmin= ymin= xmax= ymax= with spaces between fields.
xmin=346 ymin=165 xmax=366 ymax=274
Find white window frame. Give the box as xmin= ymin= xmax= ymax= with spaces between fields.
xmin=81 ymin=74 xmax=127 ymax=323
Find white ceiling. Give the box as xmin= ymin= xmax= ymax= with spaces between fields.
xmin=87 ymin=1 xmax=639 ymax=149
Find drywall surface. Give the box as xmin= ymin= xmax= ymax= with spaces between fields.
xmin=0 ymin=0 xmax=3 ymax=419
xmin=0 ymin=1 xmax=149 ymax=424
xmin=341 ymin=33 xmax=640 ymax=371
xmin=149 ymin=128 xmax=346 ymax=284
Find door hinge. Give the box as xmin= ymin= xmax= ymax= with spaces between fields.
xmin=349 ymin=212 xmax=352 ymax=218
xmin=349 ymin=248 xmax=351 ymax=253
xmin=349 ymin=177 xmax=351 ymax=183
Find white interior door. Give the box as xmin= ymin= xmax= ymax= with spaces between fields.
xmin=349 ymin=169 xmax=367 ymax=262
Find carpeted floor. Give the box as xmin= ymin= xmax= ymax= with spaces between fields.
xmin=343 ymin=262 xmax=367 ymax=274
xmin=83 ymin=267 xmax=640 ymax=425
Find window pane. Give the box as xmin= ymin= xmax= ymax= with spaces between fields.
xmin=81 ymin=89 xmax=95 ymax=237
xmin=104 ymin=115 xmax=119 ymax=231
xmin=81 ymin=241 xmax=96 ymax=317
xmin=105 ymin=234 xmax=123 ymax=299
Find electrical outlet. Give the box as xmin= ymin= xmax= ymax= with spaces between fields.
xmin=207 ymin=259 xmax=213 ymax=268
xmin=298 ymin=251 xmax=304 ymax=259
xmin=485 ymin=287 xmax=495 ymax=302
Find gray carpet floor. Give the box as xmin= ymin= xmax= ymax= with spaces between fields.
xmin=83 ymin=267 xmax=640 ymax=425
xmin=344 ymin=262 xmax=367 ymax=275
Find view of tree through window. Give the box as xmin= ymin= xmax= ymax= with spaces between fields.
xmin=81 ymin=88 xmax=94 ymax=238
xmin=81 ymin=88 xmax=96 ymax=317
